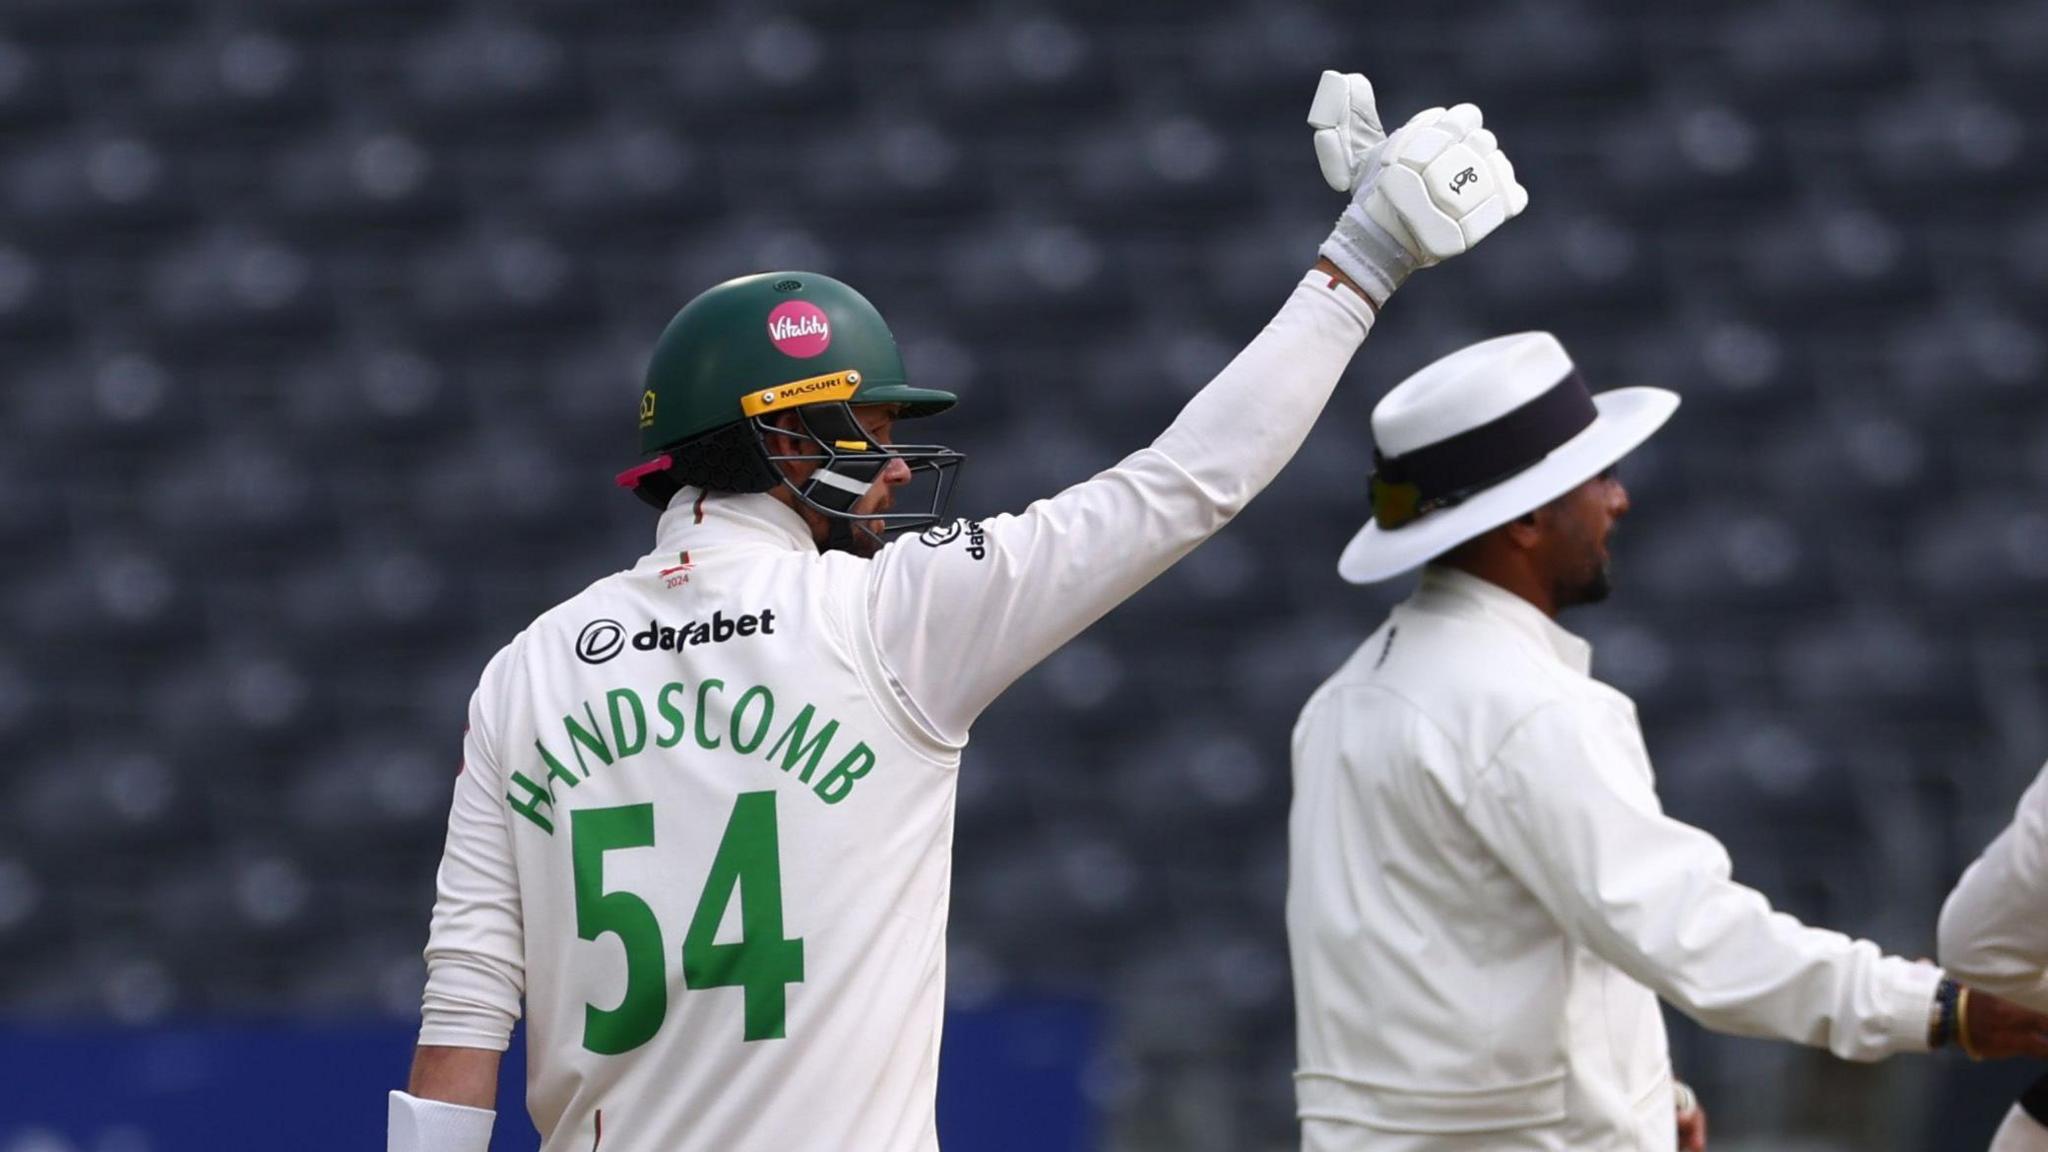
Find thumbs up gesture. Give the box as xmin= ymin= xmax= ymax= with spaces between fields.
xmin=1309 ymin=70 xmax=1529 ymax=304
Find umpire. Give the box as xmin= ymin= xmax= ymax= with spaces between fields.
xmin=1286 ymin=332 xmax=2048 ymax=1152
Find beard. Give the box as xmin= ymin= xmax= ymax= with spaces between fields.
xmin=846 ymin=525 xmax=886 ymax=558
xmin=812 ymin=512 xmax=890 ymax=558
xmin=1556 ymin=557 xmax=1613 ymax=610
xmin=1581 ymin=561 xmax=1613 ymax=604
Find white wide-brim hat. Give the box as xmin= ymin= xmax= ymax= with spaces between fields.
xmin=1337 ymin=332 xmax=1678 ymax=585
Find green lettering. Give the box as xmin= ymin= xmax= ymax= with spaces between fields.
xmin=815 ymin=742 xmax=874 ymax=804
xmin=731 ymin=685 xmax=775 ymax=754
xmin=656 ymin=682 xmax=688 ymax=749
xmin=565 ymin=702 xmax=615 ymax=773
xmin=695 ymin=679 xmax=725 ymax=750
xmin=506 ymin=771 xmax=556 ymax=834
xmin=608 ymin=688 xmax=647 ymax=759
xmin=538 ymin=739 xmax=583 ymax=790
xmin=683 ymin=792 xmax=804 ymax=1041
xmin=764 ymin=704 xmax=839 ymax=784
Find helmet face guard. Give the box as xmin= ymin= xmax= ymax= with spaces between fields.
xmin=752 ymin=401 xmax=964 ymax=552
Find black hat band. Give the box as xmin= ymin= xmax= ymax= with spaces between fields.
xmin=1370 ymin=370 xmax=1598 ymax=529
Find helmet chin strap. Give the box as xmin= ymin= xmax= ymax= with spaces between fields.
xmin=797 ymin=501 xmax=889 ymax=554
xmin=805 ymin=463 xmax=885 ymax=553
xmin=789 ymin=402 xmax=891 ymax=554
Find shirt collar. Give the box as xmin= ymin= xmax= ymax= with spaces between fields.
xmin=1411 ymin=565 xmax=1593 ymax=675
xmin=638 ymin=487 xmax=818 ymax=569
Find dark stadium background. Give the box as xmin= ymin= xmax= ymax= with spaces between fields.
xmin=3 ymin=0 xmax=2046 ymax=1148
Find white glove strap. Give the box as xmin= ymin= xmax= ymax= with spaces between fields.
xmin=1319 ymin=202 xmax=1415 ymax=308
xmin=389 ymin=1090 xmax=495 ymax=1152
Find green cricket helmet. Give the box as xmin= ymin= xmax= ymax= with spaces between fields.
xmin=616 ymin=271 xmax=965 ymax=548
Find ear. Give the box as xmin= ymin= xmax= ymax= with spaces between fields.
xmin=1503 ymin=508 xmax=1545 ymax=551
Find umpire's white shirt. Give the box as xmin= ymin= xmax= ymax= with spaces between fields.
xmin=1940 ymin=759 xmax=2048 ymax=1152
xmin=1941 ymin=758 xmax=2048 ymax=1011
xmin=417 ymin=272 xmax=1377 ymax=1152
xmin=1288 ymin=567 xmax=1940 ymax=1152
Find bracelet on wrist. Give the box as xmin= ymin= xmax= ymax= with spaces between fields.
xmin=1930 ymin=977 xmax=1961 ymax=1050
xmin=1957 ymin=985 xmax=1980 ymax=1060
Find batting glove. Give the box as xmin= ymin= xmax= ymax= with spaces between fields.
xmin=1309 ymin=70 xmax=1529 ymax=305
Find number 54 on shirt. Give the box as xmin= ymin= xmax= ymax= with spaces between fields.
xmin=571 ymin=791 xmax=806 ymax=1054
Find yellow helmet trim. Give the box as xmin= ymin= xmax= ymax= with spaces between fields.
xmin=741 ymin=370 xmax=863 ymax=417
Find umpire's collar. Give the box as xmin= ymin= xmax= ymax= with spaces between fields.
xmin=1411 ymin=565 xmax=1592 ymax=676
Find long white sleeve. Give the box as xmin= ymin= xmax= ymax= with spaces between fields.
xmin=871 ymin=271 xmax=1374 ymax=743
xmin=418 ymin=666 xmax=526 ymax=1050
xmin=1940 ymin=760 xmax=2048 ymax=1011
xmin=1463 ymin=702 xmax=1938 ymax=1061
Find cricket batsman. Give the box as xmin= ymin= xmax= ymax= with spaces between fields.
xmin=386 ymin=70 xmax=1529 ymax=1152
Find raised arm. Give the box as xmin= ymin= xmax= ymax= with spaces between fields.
xmin=870 ymin=72 xmax=1529 ymax=743
xmin=869 ymin=266 xmax=1369 ymax=743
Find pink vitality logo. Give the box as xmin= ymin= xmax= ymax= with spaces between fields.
xmin=766 ymin=300 xmax=831 ymax=358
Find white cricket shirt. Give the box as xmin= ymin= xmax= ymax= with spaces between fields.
xmin=1288 ymin=567 xmax=1941 ymax=1152
xmin=417 ymin=271 xmax=1376 ymax=1152
xmin=1941 ymin=758 xmax=2048 ymax=1011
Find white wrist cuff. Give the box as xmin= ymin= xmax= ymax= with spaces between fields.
xmin=1319 ymin=202 xmax=1415 ymax=307
xmin=390 ymin=1090 xmax=496 ymax=1152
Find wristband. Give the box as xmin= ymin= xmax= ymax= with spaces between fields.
xmin=389 ymin=1090 xmax=495 ymax=1152
xmin=1931 ymin=976 xmax=1961 ymax=1049
xmin=1319 ymin=206 xmax=1415 ymax=308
